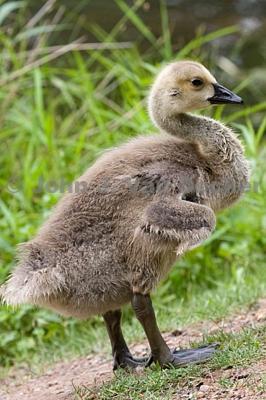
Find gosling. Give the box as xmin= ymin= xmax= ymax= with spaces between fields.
xmin=1 ymin=61 xmax=249 ymax=369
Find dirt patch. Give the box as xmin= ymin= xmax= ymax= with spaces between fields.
xmin=172 ymin=360 xmax=266 ymax=400
xmin=1 ymin=299 xmax=265 ymax=400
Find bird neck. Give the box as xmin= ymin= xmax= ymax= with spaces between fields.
xmin=151 ymin=107 xmax=245 ymax=166
xmin=151 ymin=106 xmax=204 ymax=137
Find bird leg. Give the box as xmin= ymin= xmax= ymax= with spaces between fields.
xmin=131 ymin=293 xmax=218 ymax=368
xmin=103 ymin=309 xmax=148 ymax=370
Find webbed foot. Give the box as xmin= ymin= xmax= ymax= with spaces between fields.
xmin=164 ymin=342 xmax=219 ymax=368
xmin=144 ymin=343 xmax=219 ymax=368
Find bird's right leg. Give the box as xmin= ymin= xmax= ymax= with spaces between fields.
xmin=132 ymin=293 xmax=218 ymax=368
xmin=103 ymin=309 xmax=148 ymax=370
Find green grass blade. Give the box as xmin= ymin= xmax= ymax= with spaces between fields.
xmin=0 ymin=1 xmax=25 ymax=25
xmin=115 ymin=0 xmax=157 ymax=46
xmin=16 ymin=24 xmax=68 ymax=42
xmin=255 ymin=117 xmax=266 ymax=147
xmin=176 ymin=26 xmax=239 ymax=59
xmin=224 ymin=102 xmax=266 ymax=123
xmin=160 ymin=0 xmax=172 ymax=59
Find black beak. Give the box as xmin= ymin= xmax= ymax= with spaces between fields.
xmin=208 ymin=83 xmax=243 ymax=105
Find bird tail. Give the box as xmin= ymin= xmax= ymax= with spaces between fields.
xmin=0 ymin=242 xmax=66 ymax=307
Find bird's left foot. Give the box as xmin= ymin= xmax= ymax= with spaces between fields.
xmin=145 ymin=343 xmax=219 ymax=369
xmin=166 ymin=342 xmax=219 ymax=368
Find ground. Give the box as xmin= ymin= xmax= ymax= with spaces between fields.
xmin=1 ymin=300 xmax=265 ymax=400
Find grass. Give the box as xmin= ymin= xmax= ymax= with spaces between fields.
xmin=75 ymin=326 xmax=266 ymax=399
xmin=0 ymin=0 xmax=265 ymax=381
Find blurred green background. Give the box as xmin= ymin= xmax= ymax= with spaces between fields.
xmin=0 ymin=0 xmax=265 ymax=369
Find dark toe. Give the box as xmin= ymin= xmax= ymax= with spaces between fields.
xmin=113 ymin=354 xmax=150 ymax=370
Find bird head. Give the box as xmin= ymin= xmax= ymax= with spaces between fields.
xmin=148 ymin=60 xmax=243 ymax=124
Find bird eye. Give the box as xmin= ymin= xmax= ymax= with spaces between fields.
xmin=191 ymin=78 xmax=203 ymax=87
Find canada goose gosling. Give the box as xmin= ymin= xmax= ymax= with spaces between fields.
xmin=1 ymin=61 xmax=249 ymax=370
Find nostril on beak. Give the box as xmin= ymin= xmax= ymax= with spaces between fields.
xmin=219 ymin=88 xmax=230 ymax=97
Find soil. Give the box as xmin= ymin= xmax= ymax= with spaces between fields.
xmin=172 ymin=360 xmax=266 ymax=400
xmin=0 ymin=299 xmax=265 ymax=400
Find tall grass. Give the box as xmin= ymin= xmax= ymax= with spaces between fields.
xmin=0 ymin=0 xmax=265 ymax=367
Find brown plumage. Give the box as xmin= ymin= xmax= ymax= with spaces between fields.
xmin=1 ymin=61 xmax=249 ymax=369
